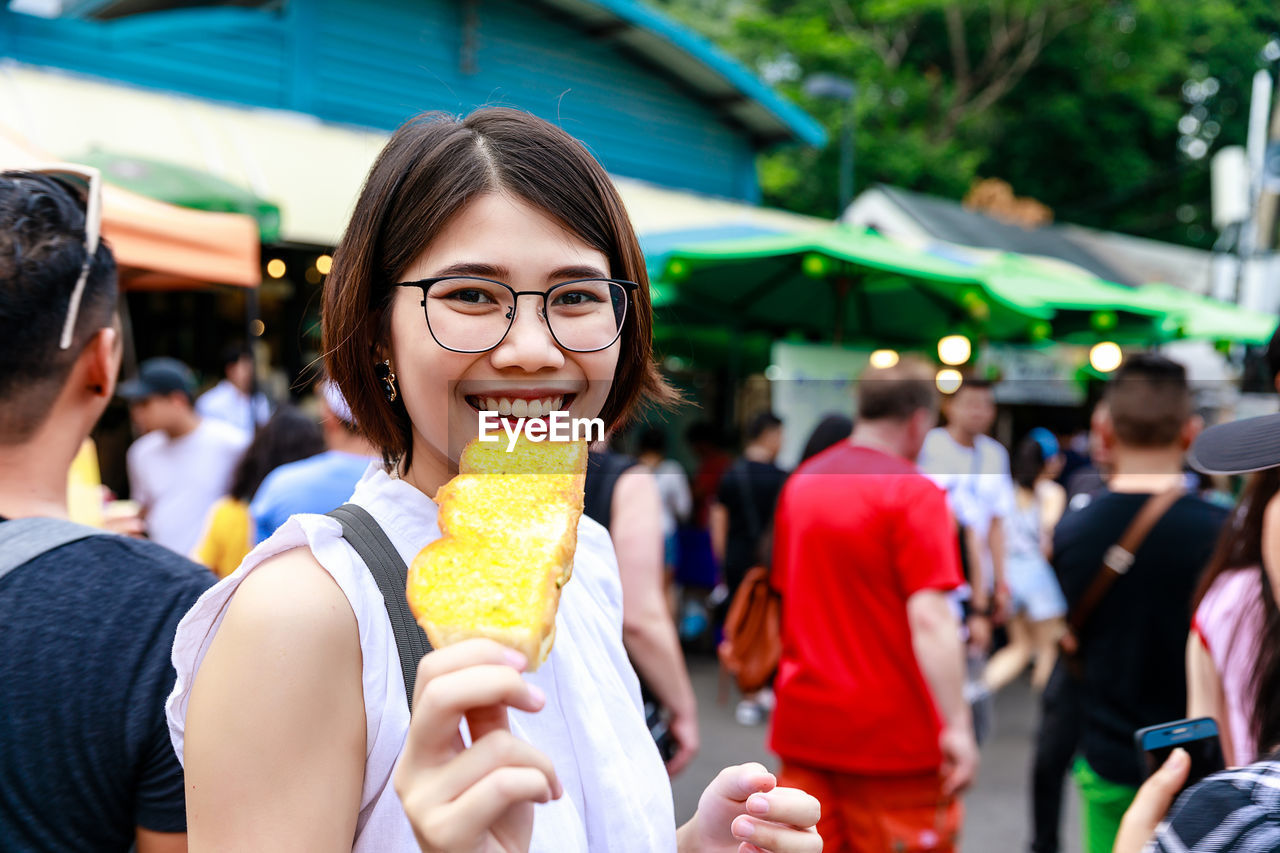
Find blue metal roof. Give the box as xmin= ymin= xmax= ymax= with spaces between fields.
xmin=55 ymin=0 xmax=826 ymax=148
xmin=534 ymin=0 xmax=826 ymax=147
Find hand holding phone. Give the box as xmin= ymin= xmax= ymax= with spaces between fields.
xmin=1134 ymin=717 xmax=1225 ymax=794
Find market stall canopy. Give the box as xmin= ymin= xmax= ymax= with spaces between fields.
xmin=75 ymin=150 xmax=282 ymax=243
xmin=1 ymin=127 xmax=260 ymax=290
xmin=979 ymin=253 xmax=1170 ymax=344
xmin=1130 ymin=283 xmax=1278 ymax=345
xmin=655 ymin=225 xmax=1173 ymax=346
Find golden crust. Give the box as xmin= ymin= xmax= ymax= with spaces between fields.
xmin=407 ymin=434 xmax=587 ymax=669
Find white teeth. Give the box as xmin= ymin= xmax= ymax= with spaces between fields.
xmin=474 ymin=395 xmax=566 ymax=415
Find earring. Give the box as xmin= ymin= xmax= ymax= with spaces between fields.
xmin=375 ymin=360 xmax=399 ymax=404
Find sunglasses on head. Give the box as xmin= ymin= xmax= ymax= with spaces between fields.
xmin=17 ymin=164 xmax=104 ymax=350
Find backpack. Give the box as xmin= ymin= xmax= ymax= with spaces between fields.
xmin=717 ymin=565 xmax=781 ymax=694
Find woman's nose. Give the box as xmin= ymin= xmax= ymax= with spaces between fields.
xmin=489 ymin=295 xmax=564 ymax=371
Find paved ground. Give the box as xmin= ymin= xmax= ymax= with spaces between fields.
xmin=671 ymin=654 xmax=1082 ymax=852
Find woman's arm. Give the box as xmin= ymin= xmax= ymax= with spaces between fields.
xmin=183 ymin=547 xmax=366 ymax=852
xmin=1186 ymin=631 xmax=1234 ymax=766
xmin=612 ymin=468 xmax=700 ymax=775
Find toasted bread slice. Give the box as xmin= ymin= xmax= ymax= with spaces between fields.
xmin=407 ymin=432 xmax=587 ymax=668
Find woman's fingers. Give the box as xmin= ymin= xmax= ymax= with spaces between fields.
xmin=730 ymin=813 xmax=823 ymax=853
xmin=411 ymin=638 xmax=528 ymax=708
xmin=407 ymin=664 xmax=545 ymax=761
xmin=436 ymin=730 xmax=563 ymax=802
xmin=423 ymin=766 xmax=558 ymax=849
xmin=743 ymin=787 xmax=821 ymax=830
xmin=1114 ymin=748 xmax=1190 ymax=853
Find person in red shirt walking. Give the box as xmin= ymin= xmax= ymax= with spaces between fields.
xmin=770 ymin=357 xmax=980 ymax=853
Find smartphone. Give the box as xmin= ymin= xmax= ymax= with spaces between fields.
xmin=1134 ymin=717 xmax=1226 ymax=793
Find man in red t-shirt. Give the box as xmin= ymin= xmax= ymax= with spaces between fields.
xmin=770 ymin=358 xmax=979 ymax=852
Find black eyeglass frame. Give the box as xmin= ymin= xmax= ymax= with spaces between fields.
xmin=395 ymin=276 xmax=640 ymax=354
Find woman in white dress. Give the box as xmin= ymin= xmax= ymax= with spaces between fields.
xmin=166 ymin=107 xmax=820 ymax=853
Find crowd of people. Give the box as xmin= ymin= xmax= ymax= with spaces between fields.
xmin=3 ymin=108 xmax=1280 ymax=853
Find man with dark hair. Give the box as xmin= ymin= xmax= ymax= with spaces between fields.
xmin=0 ymin=169 xmax=212 ymax=850
xmin=1051 ymin=353 xmax=1227 ymax=853
xmin=770 ymin=358 xmax=977 ymax=851
xmin=196 ymin=342 xmax=272 ymax=433
xmin=120 ymin=355 xmax=249 ymax=555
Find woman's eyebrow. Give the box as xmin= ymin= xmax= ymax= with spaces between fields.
xmin=550 ymin=264 xmax=610 ymax=281
xmin=430 ymin=262 xmax=610 ymax=281
xmin=432 ymin=261 xmax=509 ymax=279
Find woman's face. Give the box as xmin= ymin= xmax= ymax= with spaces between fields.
xmin=387 ymin=192 xmax=621 ymax=490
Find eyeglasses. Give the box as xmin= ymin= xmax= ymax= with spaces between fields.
xmin=25 ymin=164 xmax=103 ymax=350
xmin=395 ymin=276 xmax=638 ymax=354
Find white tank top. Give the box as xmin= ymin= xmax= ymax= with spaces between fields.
xmin=166 ymin=464 xmax=677 ymax=851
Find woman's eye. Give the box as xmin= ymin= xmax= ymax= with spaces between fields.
xmin=552 ymin=290 xmax=601 ymax=306
xmin=448 ymin=288 xmax=494 ymax=304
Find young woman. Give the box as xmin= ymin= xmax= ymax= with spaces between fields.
xmin=166 ymin=108 xmax=820 ymax=853
xmin=1186 ymin=468 xmax=1280 ymax=767
xmin=983 ymin=428 xmax=1068 ymax=692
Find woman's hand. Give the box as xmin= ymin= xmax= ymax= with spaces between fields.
xmin=666 ymin=707 xmax=701 ymax=777
xmin=394 ymin=639 xmax=563 ymax=853
xmin=678 ymin=763 xmax=821 ymax=853
xmin=1113 ymin=749 xmax=1189 ymax=853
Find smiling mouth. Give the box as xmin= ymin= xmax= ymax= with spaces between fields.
xmin=464 ymin=394 xmax=575 ymax=419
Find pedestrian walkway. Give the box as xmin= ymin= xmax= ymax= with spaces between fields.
xmin=676 ymin=654 xmax=1083 ymax=852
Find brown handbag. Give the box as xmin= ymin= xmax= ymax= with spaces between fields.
xmin=718 ymin=564 xmax=782 ymax=693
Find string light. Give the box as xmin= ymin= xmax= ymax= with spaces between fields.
xmin=869 ymin=349 xmax=900 ymax=369
xmin=1089 ymin=341 xmax=1123 ymax=373
xmin=937 ymin=335 xmax=972 ymax=366
xmin=936 ymin=368 xmax=963 ymax=394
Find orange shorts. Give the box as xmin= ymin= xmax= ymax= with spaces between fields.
xmin=778 ymin=761 xmax=962 ymax=853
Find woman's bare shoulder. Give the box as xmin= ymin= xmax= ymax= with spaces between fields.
xmin=217 ymin=545 xmax=359 ymax=653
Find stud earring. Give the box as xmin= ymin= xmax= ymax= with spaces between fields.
xmin=375 ymin=360 xmax=399 ymax=404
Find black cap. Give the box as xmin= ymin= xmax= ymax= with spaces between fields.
xmin=117 ymin=357 xmax=197 ymax=401
xmin=1189 ymin=412 xmax=1280 ymax=475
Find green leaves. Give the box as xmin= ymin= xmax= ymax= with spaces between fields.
xmin=647 ymin=0 xmax=1280 ymax=246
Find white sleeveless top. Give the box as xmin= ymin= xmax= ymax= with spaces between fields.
xmin=166 ymin=464 xmax=677 ymax=852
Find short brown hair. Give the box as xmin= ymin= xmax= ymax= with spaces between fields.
xmin=322 ymin=108 xmax=676 ymax=464
xmin=856 ymin=357 xmax=937 ymax=421
xmin=1105 ymin=353 xmax=1191 ymax=447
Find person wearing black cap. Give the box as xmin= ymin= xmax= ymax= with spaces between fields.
xmin=120 ymin=356 xmax=249 ymax=555
xmin=0 ymin=169 xmax=212 ymax=850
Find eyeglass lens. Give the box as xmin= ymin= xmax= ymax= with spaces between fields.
xmin=423 ymin=278 xmax=628 ymax=352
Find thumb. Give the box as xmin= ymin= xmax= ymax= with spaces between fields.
xmin=711 ymin=763 xmax=776 ymax=803
xmin=1113 ymin=749 xmax=1190 ymax=853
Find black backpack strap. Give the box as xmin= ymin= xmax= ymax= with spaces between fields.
xmin=327 ymin=504 xmax=432 ymax=709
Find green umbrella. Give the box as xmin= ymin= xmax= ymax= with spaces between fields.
xmin=75 ymin=150 xmax=282 ymax=243
xmin=1127 ymin=283 xmax=1278 ymax=345
xmin=979 ymin=254 xmax=1172 ymax=344
xmin=655 ymin=225 xmax=1039 ymax=346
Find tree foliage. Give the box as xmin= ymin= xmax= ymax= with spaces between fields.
xmin=649 ymin=0 xmax=1279 ymax=247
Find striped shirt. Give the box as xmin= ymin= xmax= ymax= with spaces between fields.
xmin=1149 ymin=761 xmax=1280 ymax=852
